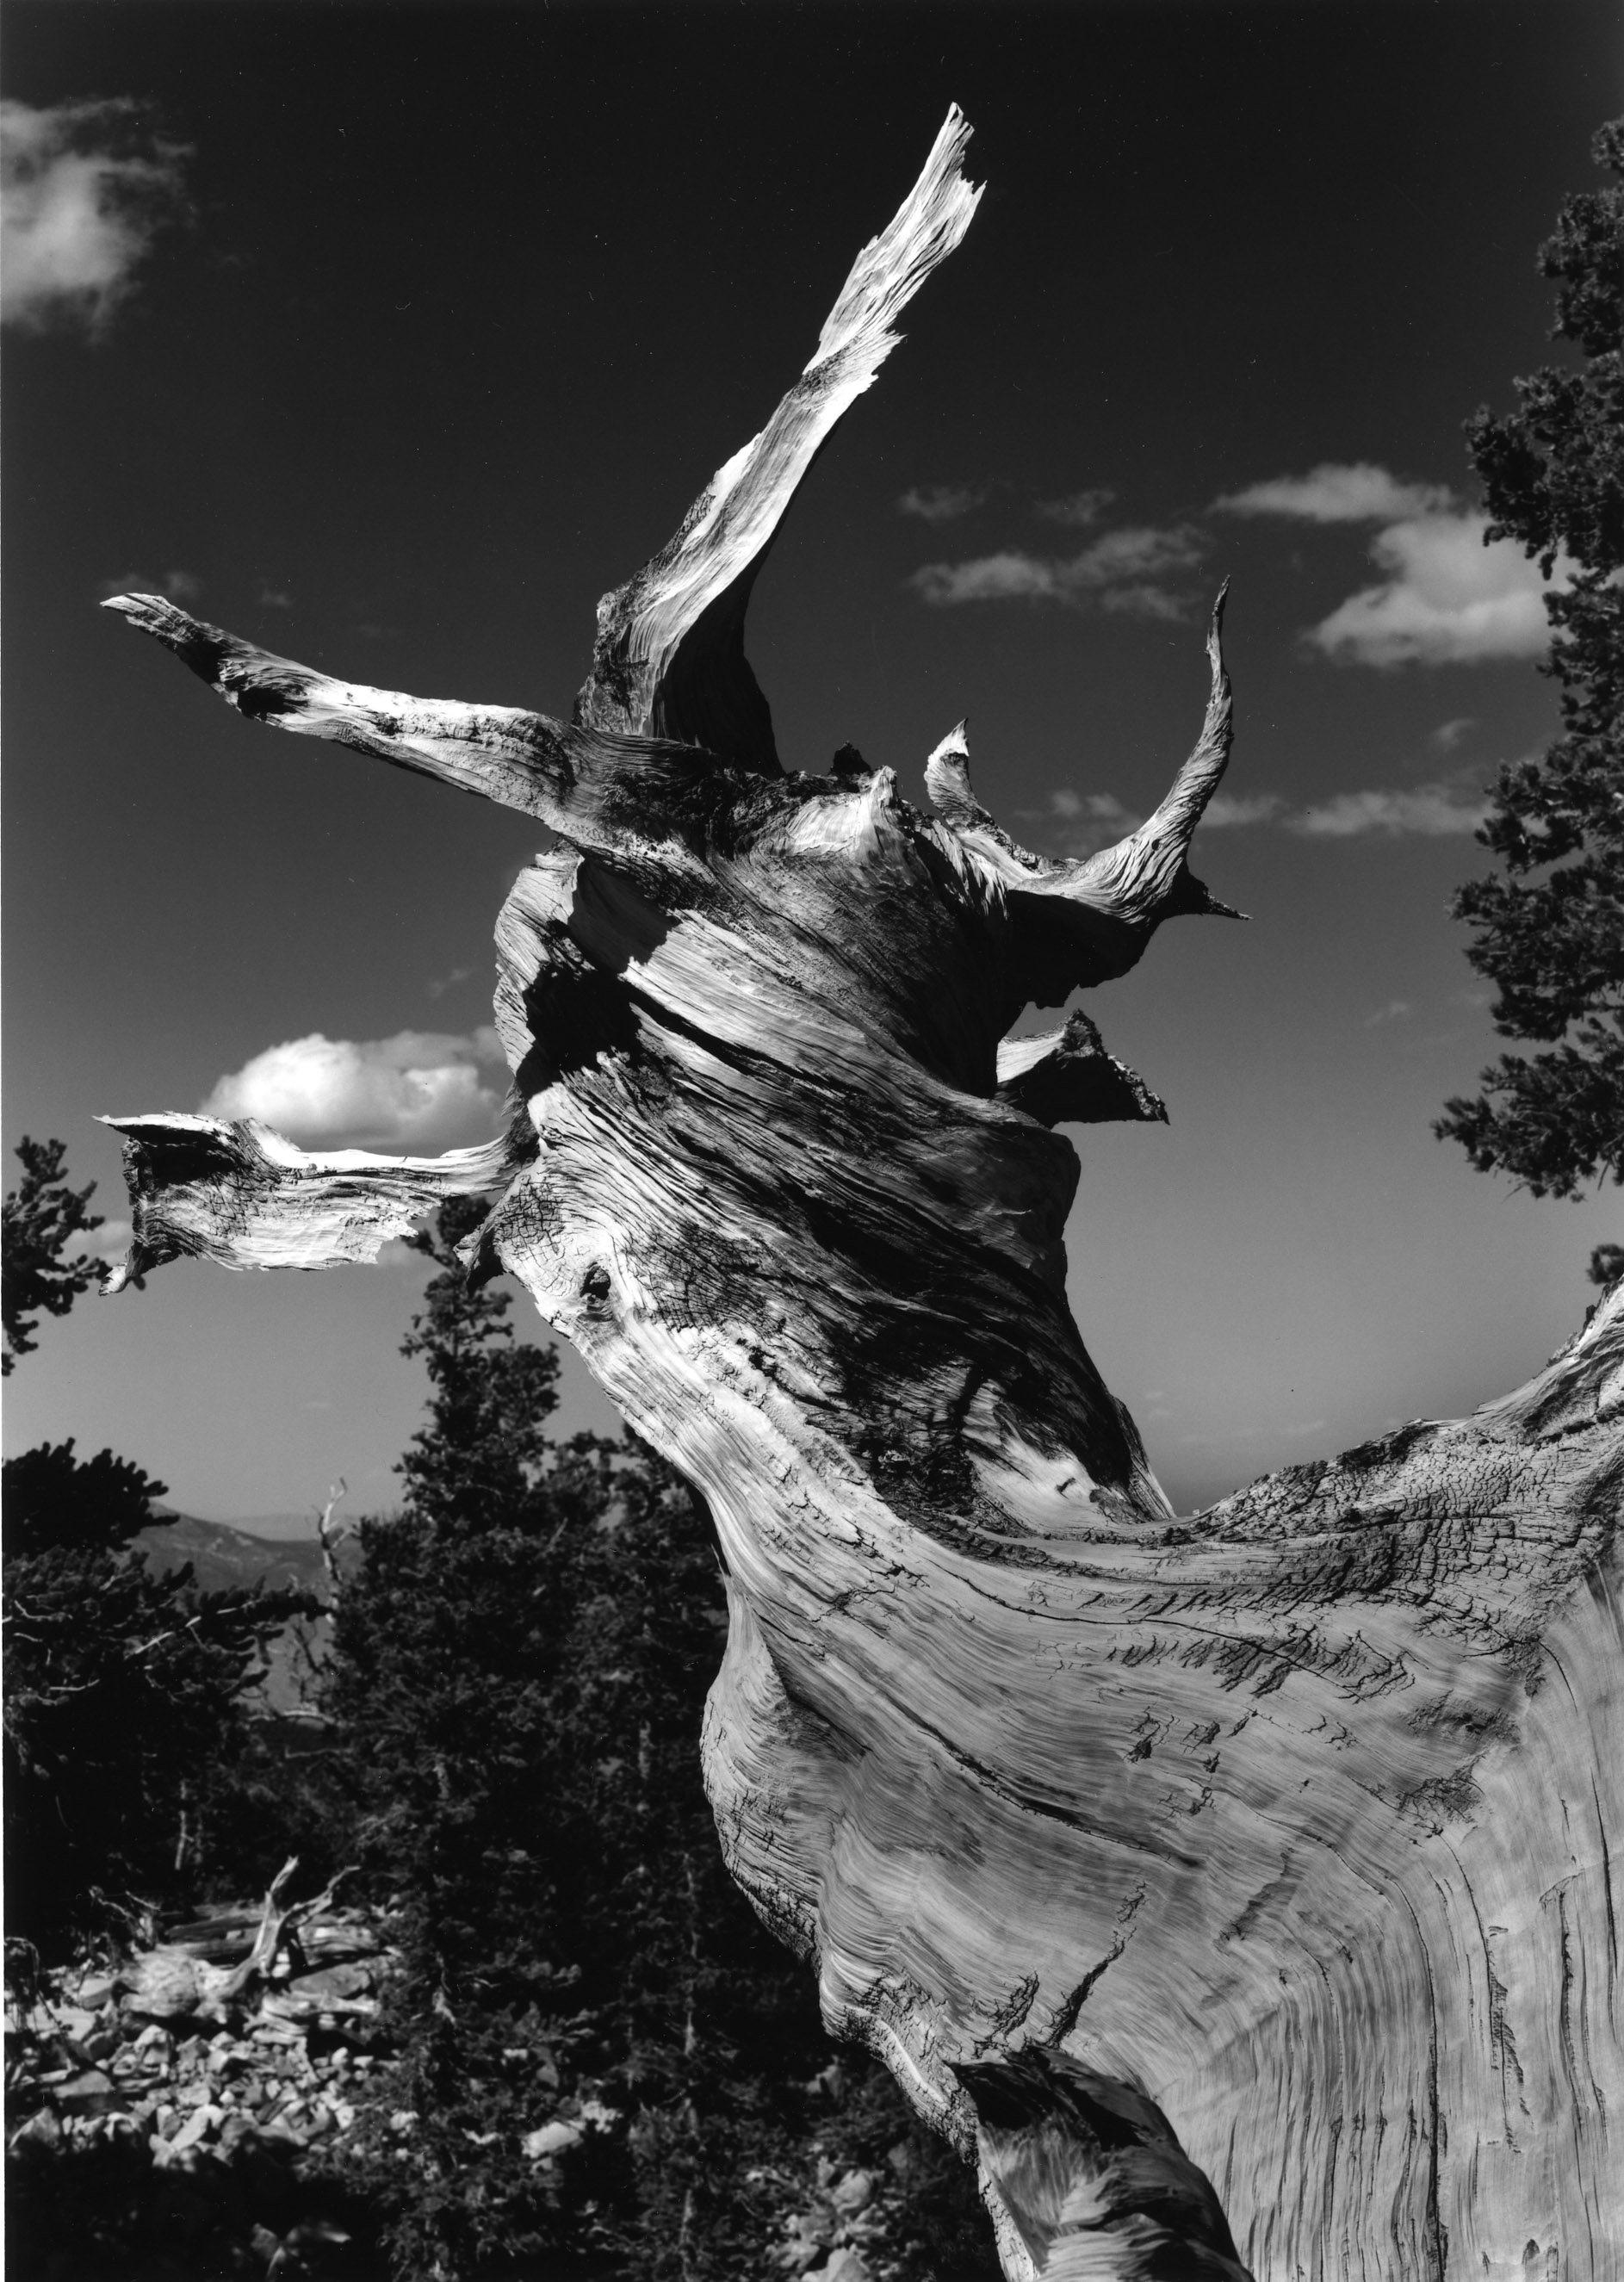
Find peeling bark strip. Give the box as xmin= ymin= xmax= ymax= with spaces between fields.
xmin=101 ymin=109 xmax=1621 ymax=2280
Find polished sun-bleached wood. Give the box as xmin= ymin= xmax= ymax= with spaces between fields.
xmin=102 ymin=109 xmax=1621 ymax=2282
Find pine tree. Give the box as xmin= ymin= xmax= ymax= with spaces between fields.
xmin=2 ymin=1139 xmax=314 ymax=1974
xmin=324 ymin=1199 xmax=809 ymax=2274
xmin=1437 ymin=117 xmax=1624 ymax=1275
xmin=3 ymin=1135 xmax=105 ymax=1373
xmin=325 ymin=1204 xmax=999 ymax=2279
xmin=3 ymin=1438 xmax=313 ymax=1969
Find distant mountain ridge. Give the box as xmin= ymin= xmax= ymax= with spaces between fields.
xmin=135 ymin=1510 xmax=369 ymax=1716
xmin=209 ymin=1512 xmax=336 ymax=1542
xmin=138 ymin=1510 xmax=334 ymax=1601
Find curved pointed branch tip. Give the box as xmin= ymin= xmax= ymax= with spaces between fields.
xmin=924 ymin=719 xmax=974 ymax=815
xmin=1070 ymin=582 xmax=1235 ymax=921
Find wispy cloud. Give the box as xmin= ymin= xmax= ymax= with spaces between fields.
xmin=1023 ymin=789 xmax=1143 ymax=855
xmin=426 ymin=964 xmax=478 ymax=1002
xmin=1069 ymin=526 xmax=1206 ymax=583
xmin=1101 ymin=582 xmax=1190 ymax=622
xmin=1024 ymin=785 xmax=1284 ymax=859
xmin=1213 ymin=462 xmax=1452 ymax=524
xmin=1 ymin=97 xmax=189 ymax=336
xmin=1213 ymin=460 xmax=1565 ymax=667
xmin=1023 ymin=772 xmax=1487 ymax=855
xmin=78 ymin=1218 xmax=133 ymax=1267
xmin=1202 ymin=792 xmax=1286 ymax=829
xmin=897 ymin=482 xmax=988 ymax=524
xmin=257 ymin=585 xmax=294 ymax=611
xmin=1363 ymin=1000 xmax=1413 ymax=1027
xmin=909 ymin=523 xmax=1206 ymax=617
xmin=1035 ymin=486 xmax=1116 ymax=528
xmin=202 ymin=1027 xmax=509 ymax=1154
xmin=1287 ymin=778 xmax=1491 ymax=838
xmin=1429 ymin=716 xmax=1474 ymax=751
xmin=102 ymin=567 xmax=200 ymax=602
xmin=911 ymin=550 xmax=1060 ymax=605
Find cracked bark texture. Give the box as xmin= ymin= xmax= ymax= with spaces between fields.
xmin=99 ymin=110 xmax=1621 ymax=2282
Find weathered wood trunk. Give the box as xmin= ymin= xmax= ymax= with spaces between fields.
xmin=100 ymin=112 xmax=1621 ymax=2280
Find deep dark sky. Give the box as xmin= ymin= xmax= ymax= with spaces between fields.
xmin=4 ymin=0 xmax=1618 ymax=1522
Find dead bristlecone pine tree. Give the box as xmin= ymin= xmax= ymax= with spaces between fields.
xmin=99 ymin=110 xmax=1621 ymax=2282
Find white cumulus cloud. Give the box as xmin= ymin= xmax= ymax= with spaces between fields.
xmin=2 ymin=97 xmax=189 ymax=336
xmin=909 ymin=524 xmax=1206 ymax=616
xmin=202 ymin=1028 xmax=509 ymax=1153
xmin=1308 ymin=512 xmax=1559 ymax=667
xmin=1212 ymin=460 xmax=1565 ymax=667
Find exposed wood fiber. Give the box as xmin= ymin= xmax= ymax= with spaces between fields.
xmin=101 ymin=110 xmax=1621 ymax=2281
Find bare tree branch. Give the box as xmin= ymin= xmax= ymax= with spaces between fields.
xmin=99 ymin=592 xmax=573 ymax=818
xmin=578 ymin=106 xmax=982 ymax=771
xmin=96 ymin=1113 xmax=522 ymax=1291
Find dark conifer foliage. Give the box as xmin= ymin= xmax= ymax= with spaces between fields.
xmin=392 ymin=1199 xmax=564 ymax=1526
xmin=3 ymin=1436 xmax=313 ymax=1969
xmin=3 ymin=1139 xmax=317 ymax=1977
xmin=5 ymin=1438 xmax=164 ymax=1558
xmin=3 ymin=1135 xmax=106 ymax=1373
xmin=324 ymin=1203 xmax=998 ymax=2278
xmin=1439 ymin=118 xmax=1624 ymax=1251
